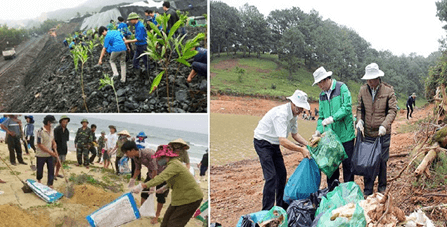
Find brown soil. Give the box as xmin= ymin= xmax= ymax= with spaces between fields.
xmin=63 ymin=184 xmax=121 ymax=208
xmin=213 ymin=59 xmax=239 ymax=70
xmin=210 ymin=96 xmax=447 ymax=226
xmin=0 ymin=204 xmax=49 ymax=227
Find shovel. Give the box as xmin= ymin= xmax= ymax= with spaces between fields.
xmin=56 ymin=156 xmax=74 ymax=198
xmin=19 ymin=127 xmax=36 ymax=171
xmin=0 ymin=155 xmax=32 ymax=193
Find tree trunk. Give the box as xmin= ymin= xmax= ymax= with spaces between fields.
xmin=415 ymin=148 xmax=438 ymax=177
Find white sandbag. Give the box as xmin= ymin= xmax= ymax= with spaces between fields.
xmin=139 ymin=188 xmax=156 ymax=217
xmin=86 ymin=193 xmax=140 ymax=227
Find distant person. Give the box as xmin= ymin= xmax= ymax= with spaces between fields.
xmin=1 ymin=115 xmax=27 ymax=165
xmin=97 ymin=131 xmax=106 ymax=163
xmin=253 ymin=90 xmax=311 ymax=210
xmin=187 ymin=47 xmax=207 ymax=83
xmin=146 ymin=10 xmax=162 ymax=31
xmin=117 ymin=16 xmax=133 ymax=62
xmin=125 ymin=12 xmax=149 ymax=75
xmin=36 ymin=115 xmax=58 ymax=188
xmin=110 ymin=130 xmax=131 ymax=175
xmin=98 ymin=26 xmax=128 ymax=83
xmin=74 ymin=119 xmax=93 ymax=168
xmin=106 ymin=20 xmax=115 ymax=30
xmin=54 ymin=115 xmax=70 ymax=180
xmin=197 ymin=149 xmax=208 ymax=182
xmin=314 ymin=107 xmax=319 ymax=116
xmin=24 ymin=115 xmax=36 ymax=154
xmin=104 ymin=125 xmax=118 ymax=169
xmin=169 ymin=138 xmax=191 ymax=169
xmin=63 ymin=39 xmax=68 ymax=47
xmin=89 ymin=124 xmax=98 ymax=164
xmin=69 ymin=39 xmax=76 ymax=49
xmin=312 ymin=66 xmax=356 ymax=190
xmin=144 ymin=10 xmax=152 ymax=31
xmin=163 ymin=1 xmax=179 ymax=35
xmin=406 ymin=93 xmax=416 ymax=119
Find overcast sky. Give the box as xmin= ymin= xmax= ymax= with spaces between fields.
xmin=215 ymin=0 xmax=446 ymax=57
xmin=2 ymin=0 xmax=89 ymax=20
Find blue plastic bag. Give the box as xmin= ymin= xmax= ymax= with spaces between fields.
xmin=118 ymin=157 xmax=131 ymax=174
xmin=283 ymin=158 xmax=321 ymax=204
xmin=236 ymin=211 xmax=268 ymax=227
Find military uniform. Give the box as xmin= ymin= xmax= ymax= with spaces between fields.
xmin=74 ymin=127 xmax=93 ymax=166
xmin=89 ymin=132 xmax=97 ymax=164
xmin=97 ymin=135 xmax=106 ymax=162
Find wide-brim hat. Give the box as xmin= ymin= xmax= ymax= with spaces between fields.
xmin=286 ymin=90 xmax=310 ymax=110
xmin=127 ymin=12 xmax=140 ymax=20
xmin=108 ymin=125 xmax=116 ymax=130
xmin=80 ymin=119 xmax=89 ymax=124
xmin=168 ymin=138 xmax=190 ymax=150
xmin=152 ymin=145 xmax=179 ymax=159
xmin=24 ymin=115 xmax=35 ymax=124
xmin=412 ymin=93 xmax=417 ymax=97
xmin=59 ymin=115 xmax=70 ymax=123
xmin=312 ymin=66 xmax=332 ymax=86
xmin=137 ymin=131 xmax=147 ymax=139
xmin=118 ymin=130 xmax=131 ymax=137
xmin=361 ymin=63 xmax=384 ymax=80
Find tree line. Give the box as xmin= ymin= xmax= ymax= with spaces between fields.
xmin=211 ymin=1 xmax=441 ymax=99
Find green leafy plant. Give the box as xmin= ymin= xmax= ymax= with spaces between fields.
xmin=142 ymin=12 xmax=205 ymax=112
xmin=235 ymin=66 xmax=245 ymax=83
xmin=87 ymin=40 xmax=98 ymax=57
xmin=99 ymin=73 xmax=120 ymax=112
xmin=70 ymin=44 xmax=89 ymax=112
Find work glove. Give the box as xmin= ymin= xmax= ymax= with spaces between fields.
xmin=312 ymin=130 xmax=321 ymax=138
xmin=378 ymin=126 xmax=386 ymax=136
xmin=131 ymin=183 xmax=144 ymax=194
xmin=128 ymin=178 xmax=136 ymax=188
xmin=156 ymin=185 xmax=168 ymax=194
xmin=356 ymin=120 xmax=364 ymax=137
xmin=322 ymin=116 xmax=334 ymax=126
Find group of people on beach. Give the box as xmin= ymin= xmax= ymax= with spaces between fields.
xmin=0 ymin=114 xmax=208 ymax=226
xmin=254 ymin=62 xmax=417 ymax=211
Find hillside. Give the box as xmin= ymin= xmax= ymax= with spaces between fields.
xmin=210 ymin=53 xmax=428 ymax=108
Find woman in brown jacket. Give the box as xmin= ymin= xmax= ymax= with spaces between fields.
xmin=356 ymin=63 xmax=397 ymax=196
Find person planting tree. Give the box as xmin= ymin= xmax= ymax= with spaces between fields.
xmin=125 ymin=12 xmax=150 ymax=76
xmin=98 ymin=26 xmax=128 ymax=83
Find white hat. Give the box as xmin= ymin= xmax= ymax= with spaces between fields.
xmin=312 ymin=66 xmax=332 ymax=86
xmin=361 ymin=63 xmax=384 ymax=80
xmin=287 ymin=90 xmax=310 ymax=110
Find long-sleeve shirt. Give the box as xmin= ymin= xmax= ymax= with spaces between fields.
xmin=106 ymin=133 xmax=118 ymax=150
xmin=74 ymin=127 xmax=93 ymax=146
xmin=54 ymin=125 xmax=69 ymax=155
xmin=134 ymin=21 xmax=147 ymax=46
xmin=25 ymin=123 xmax=34 ymax=138
xmin=144 ymin=159 xmax=203 ymax=206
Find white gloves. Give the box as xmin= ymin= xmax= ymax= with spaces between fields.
xmin=356 ymin=120 xmax=364 ymax=137
xmin=378 ymin=126 xmax=386 ymax=136
xmin=312 ymin=130 xmax=321 ymax=138
xmin=322 ymin=117 xmax=334 ymax=126
xmin=128 ymin=178 xmax=136 ymax=188
xmin=131 ymin=183 xmax=144 ymax=194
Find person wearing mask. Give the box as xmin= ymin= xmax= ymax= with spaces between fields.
xmin=253 ymin=90 xmax=311 ymax=210
xmin=356 ymin=63 xmax=397 ymax=196
xmin=131 ymin=145 xmax=203 ymax=227
xmin=53 ymin=115 xmax=70 ymax=180
xmin=312 ymin=66 xmax=356 ymax=190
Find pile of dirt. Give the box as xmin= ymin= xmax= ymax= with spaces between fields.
xmin=5 ymin=25 xmax=207 ymax=113
xmin=0 ymin=204 xmax=49 ymax=227
xmin=63 ymin=184 xmax=121 ymax=208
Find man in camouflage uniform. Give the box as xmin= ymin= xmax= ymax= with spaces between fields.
xmin=74 ymin=119 xmax=93 ymax=168
xmin=96 ymin=131 xmax=106 ymax=163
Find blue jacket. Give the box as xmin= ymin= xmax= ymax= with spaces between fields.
xmin=103 ymin=30 xmax=127 ymax=53
xmin=151 ymin=14 xmax=162 ymax=31
xmin=134 ymin=21 xmax=147 ymax=46
xmin=194 ymin=48 xmax=207 ymax=64
xmin=117 ymin=22 xmax=132 ymax=37
xmin=69 ymin=41 xmax=75 ymax=49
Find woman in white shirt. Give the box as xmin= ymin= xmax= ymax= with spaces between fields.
xmin=104 ymin=125 xmax=118 ymax=169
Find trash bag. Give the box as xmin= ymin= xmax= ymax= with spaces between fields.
xmin=236 ymin=211 xmax=269 ymax=227
xmin=286 ymin=199 xmax=315 ymax=227
xmin=315 ymin=182 xmax=364 ymax=217
xmin=259 ymin=206 xmax=288 ymax=227
xmin=308 ymin=128 xmax=347 ymax=178
xmin=139 ymin=188 xmax=156 ymax=217
xmin=283 ymin=158 xmax=321 ymax=204
xmin=309 ymin=187 xmax=329 ymax=208
xmin=210 ymin=223 xmax=222 ymax=227
xmin=316 ymin=202 xmax=366 ymax=227
xmin=241 ymin=215 xmax=259 ymax=227
xmin=351 ymin=130 xmax=382 ymax=180
xmin=118 ymin=157 xmax=131 ymax=174
xmin=311 ymin=212 xmax=324 ymax=227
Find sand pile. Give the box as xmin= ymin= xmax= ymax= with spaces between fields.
xmin=0 ymin=204 xmax=49 ymax=227
xmin=64 ymin=184 xmax=121 ymax=208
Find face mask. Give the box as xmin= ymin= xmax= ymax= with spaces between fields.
xmin=158 ymin=159 xmax=167 ymax=166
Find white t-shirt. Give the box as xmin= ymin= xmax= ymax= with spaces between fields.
xmin=254 ymin=102 xmax=298 ymax=145
xmin=106 ymin=133 xmax=118 ymax=150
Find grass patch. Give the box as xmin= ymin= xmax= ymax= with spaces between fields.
xmin=68 ymin=173 xmax=123 ymax=193
xmin=9 ymin=171 xmax=21 ymax=175
xmin=0 ymin=167 xmax=7 ymax=170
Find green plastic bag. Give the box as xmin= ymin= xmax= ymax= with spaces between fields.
xmin=316 ymin=202 xmax=366 ymax=227
xmin=316 ymin=182 xmax=364 ymax=216
xmin=259 ymin=206 xmax=288 ymax=227
xmin=308 ymin=128 xmax=347 ymax=178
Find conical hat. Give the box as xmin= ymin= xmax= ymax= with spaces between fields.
xmin=117 ymin=130 xmax=131 ymax=137
xmin=168 ymin=138 xmax=190 ymax=149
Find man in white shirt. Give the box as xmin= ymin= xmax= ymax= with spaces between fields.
xmin=253 ymin=89 xmax=311 ymax=210
xmin=104 ymin=125 xmax=118 ymax=169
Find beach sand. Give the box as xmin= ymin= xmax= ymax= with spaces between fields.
xmin=0 ymin=143 xmax=208 ymax=227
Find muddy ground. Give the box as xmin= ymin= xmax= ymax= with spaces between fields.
xmin=210 ymin=95 xmax=447 ymax=227
xmin=0 ymin=23 xmax=207 ymax=113
xmin=0 ymin=142 xmax=207 ymax=227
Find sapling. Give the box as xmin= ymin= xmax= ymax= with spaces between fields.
xmin=71 ymin=45 xmax=89 ymax=112
xmin=99 ymin=73 xmax=120 ymax=113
